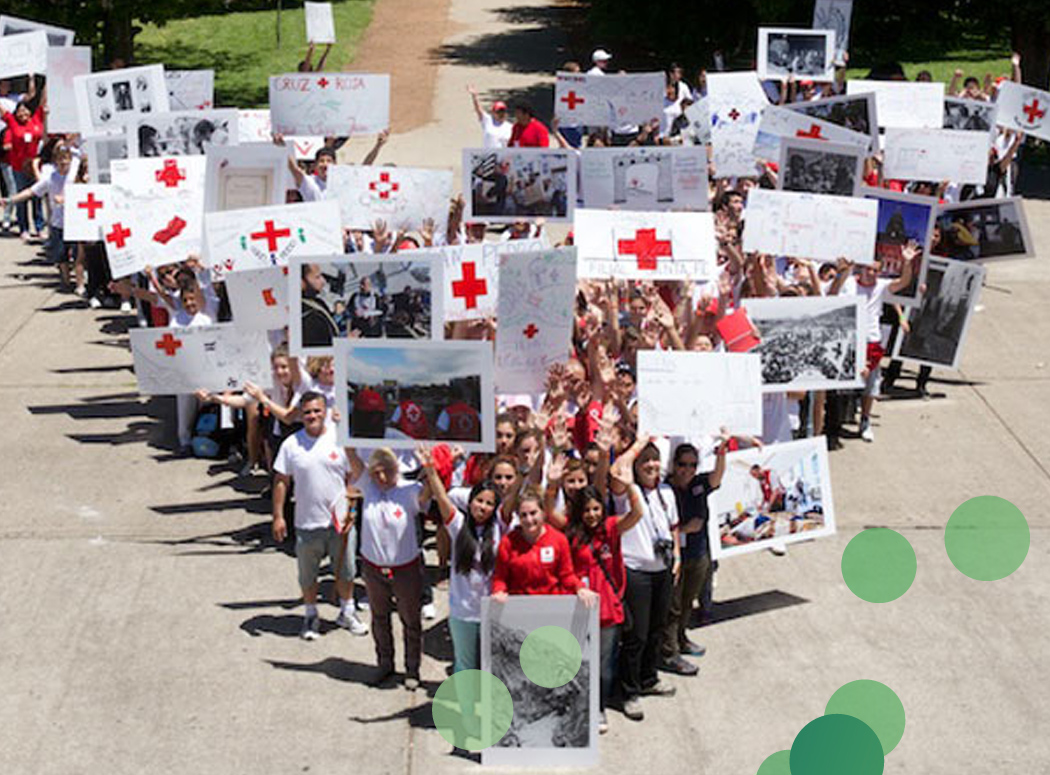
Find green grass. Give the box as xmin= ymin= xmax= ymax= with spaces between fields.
xmin=846 ymin=55 xmax=1012 ymax=86
xmin=135 ymin=0 xmax=374 ymax=108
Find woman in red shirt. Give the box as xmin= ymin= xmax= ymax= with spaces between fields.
xmin=565 ymin=484 xmax=642 ymax=732
xmin=1 ymin=99 xmax=45 ymax=240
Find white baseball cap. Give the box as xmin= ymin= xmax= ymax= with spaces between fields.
xmin=592 ymin=48 xmax=612 ymax=63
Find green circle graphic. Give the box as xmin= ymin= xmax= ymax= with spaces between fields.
xmin=825 ymin=679 xmax=906 ymax=755
xmin=945 ymin=496 xmax=1030 ymax=580
xmin=756 ymin=749 xmax=792 ymax=774
xmin=791 ymin=714 xmax=884 ymax=775
xmin=519 ymin=625 xmax=582 ymax=688
xmin=432 ymin=669 xmax=513 ymax=751
xmin=841 ymin=528 xmax=917 ymax=603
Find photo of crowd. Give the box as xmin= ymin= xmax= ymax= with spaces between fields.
xmin=466 ymin=149 xmax=572 ymax=221
xmin=779 ymin=139 xmax=861 ymax=196
xmin=896 ymin=257 xmax=985 ymax=369
xmin=931 ymin=198 xmax=1033 ymax=260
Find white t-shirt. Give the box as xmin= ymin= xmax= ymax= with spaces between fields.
xmin=446 ymin=509 xmax=504 ymax=621
xmin=843 ymin=276 xmax=892 ymax=342
xmin=357 ymin=477 xmax=424 ymax=567
xmin=273 ymin=424 xmax=349 ymax=531
xmin=661 ymin=96 xmax=683 ymax=138
xmin=614 ymin=483 xmax=678 ymax=572
xmin=481 ymin=113 xmax=513 ymax=148
xmin=298 ymin=173 xmax=326 ymax=202
xmin=30 ymin=168 xmax=69 ymax=228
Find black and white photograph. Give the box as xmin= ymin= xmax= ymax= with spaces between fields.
xmin=742 ymin=296 xmax=864 ymax=392
xmin=786 ymin=92 xmax=878 ymax=149
xmin=931 ymin=197 xmax=1034 ymax=261
xmin=0 ymin=13 xmax=75 ymax=46
xmin=83 ymin=136 xmax=128 ymax=184
xmin=126 ymin=110 xmax=239 ymax=157
xmin=777 ymin=137 xmax=863 ymax=196
xmin=943 ymin=96 xmax=999 ymax=135
xmin=757 ymin=27 xmax=835 ymax=82
xmin=73 ymin=65 xmax=170 ymax=137
xmin=290 ymin=255 xmax=442 ymax=356
xmin=464 ymin=148 xmax=575 ymax=223
xmin=481 ymin=596 xmax=599 ymax=768
xmin=894 ymin=257 xmax=986 ymax=370
xmin=865 ymin=187 xmax=937 ymax=305
xmin=333 ymin=340 xmax=495 ymax=451
xmin=812 ymin=0 xmax=852 ymax=63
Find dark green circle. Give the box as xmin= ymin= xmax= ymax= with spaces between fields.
xmin=520 ymin=625 xmax=582 ymax=688
xmin=944 ymin=496 xmax=1030 ymax=580
xmin=841 ymin=528 xmax=917 ymax=603
xmin=790 ymin=714 xmax=884 ymax=775
xmin=432 ymin=669 xmax=513 ymax=751
xmin=756 ymin=749 xmax=791 ymax=774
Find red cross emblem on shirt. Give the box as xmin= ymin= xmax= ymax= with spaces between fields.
xmin=251 ymin=220 xmax=291 ymax=252
xmin=523 ymin=323 xmax=539 ymax=339
xmin=617 ymin=228 xmax=672 ymax=270
xmin=261 ymin=288 xmax=277 ymax=307
xmin=561 ymin=90 xmax=585 ymax=110
xmin=796 ymin=124 xmax=825 ymax=139
xmin=727 ymin=108 xmax=741 ymax=121
xmin=106 ymin=223 xmax=132 ymax=249
xmin=451 ymin=261 xmax=488 ymax=309
xmin=155 ymin=333 xmax=182 ymax=356
xmin=155 ymin=159 xmax=186 ymax=188
xmin=369 ymin=171 xmax=400 ymax=200
xmin=392 ymin=507 xmax=404 ymax=520
xmin=329 ymin=451 xmax=339 ymax=461
xmin=317 ymin=77 xmax=330 ymax=89
xmin=78 ymin=192 xmax=103 ymax=219
xmin=1023 ymin=98 xmax=1046 ymax=124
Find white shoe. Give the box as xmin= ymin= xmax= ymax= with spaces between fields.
xmin=74 ymin=285 xmax=86 ymax=297
xmin=120 ymin=300 xmax=133 ymax=313
xmin=769 ymin=543 xmax=788 ymax=556
xmin=861 ymin=425 xmax=874 ymax=443
xmin=336 ymin=610 xmax=370 ymax=636
xmin=422 ymin=602 xmax=437 ymax=620
xmin=356 ymin=594 xmax=370 ymax=611
xmin=88 ymin=297 xmax=102 ymax=309
xmin=300 ymin=613 xmax=321 ymax=640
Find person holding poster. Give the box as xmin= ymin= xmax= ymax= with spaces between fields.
xmin=1 ymin=78 xmax=44 ymax=241
xmin=298 ymin=42 xmax=333 ymax=73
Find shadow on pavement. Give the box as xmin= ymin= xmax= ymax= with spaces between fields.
xmin=706 ymin=589 xmax=809 ymax=625
xmin=265 ymin=656 xmax=412 ymax=692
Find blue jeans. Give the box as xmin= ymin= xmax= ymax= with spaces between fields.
xmin=0 ymin=162 xmax=16 ymax=224
xmin=600 ymin=624 xmax=620 ymax=711
xmin=13 ymin=169 xmax=44 ymax=234
xmin=449 ymin=616 xmax=481 ymax=675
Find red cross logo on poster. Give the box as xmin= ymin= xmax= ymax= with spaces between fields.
xmin=155 ymin=333 xmax=183 ymax=356
xmin=155 ymin=159 xmax=186 ymax=188
xmin=561 ymin=91 xmax=585 ymax=110
xmin=369 ymin=172 xmax=400 ymax=200
xmin=616 ymin=228 xmax=673 ymax=270
xmin=78 ymin=192 xmax=104 ymax=219
xmin=251 ymin=220 xmax=291 ymax=252
xmin=452 ymin=262 xmax=488 ymax=309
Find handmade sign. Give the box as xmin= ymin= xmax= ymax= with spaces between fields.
xmin=553 ymin=71 xmax=664 ymax=127
xmin=708 ymin=437 xmax=836 ymax=560
xmin=129 ymin=324 xmax=273 ymax=395
xmin=74 ymin=64 xmax=169 ymax=137
xmin=429 ymin=237 xmax=547 ymax=323
xmin=203 ymin=200 xmax=343 ymax=279
xmin=574 ymin=208 xmax=716 ymax=281
xmin=464 ymin=148 xmax=574 ymax=223
xmin=165 ymin=69 xmax=215 ymax=111
xmin=812 ymin=0 xmax=852 ymax=63
xmin=786 ymin=92 xmax=878 ymax=149
xmin=753 ymin=105 xmax=869 ymax=160
xmin=638 ymin=351 xmax=763 ymax=439
xmin=0 ymin=30 xmax=47 ymax=79
xmin=305 ymin=2 xmax=336 ymax=44
xmin=578 ymin=146 xmax=709 ymax=211
xmin=495 ymin=248 xmax=577 ymax=394
xmin=203 ymin=143 xmax=292 ymax=213
xmin=327 ymin=165 xmax=453 ymax=231
xmin=333 ymin=340 xmax=496 ymax=452
xmin=882 ymin=128 xmax=990 ymax=185
xmin=706 ymin=72 xmax=768 ymax=178
xmin=862 ymin=187 xmax=937 ymax=305
xmin=125 ymin=109 xmax=239 ymax=157
xmin=236 ymin=109 xmax=324 ymax=160
xmin=100 ymin=156 xmax=206 ymax=278
xmin=757 ymin=27 xmax=835 ymax=82
xmin=64 ymin=184 xmax=112 ymax=241
xmin=994 ymin=81 xmax=1050 ymax=142
xmin=289 ymin=254 xmax=442 ymax=354
xmin=224 ymin=266 xmax=290 ymax=331
xmin=930 ymin=197 xmax=1034 ymax=262
xmin=846 ymin=80 xmax=943 ymax=128
xmin=0 ymin=14 xmax=75 ymax=46
xmin=742 ymin=188 xmax=877 ymax=265
xmin=684 ymin=96 xmax=711 ymax=145
xmin=741 ymin=296 xmax=864 ymax=392
xmin=44 ymin=45 xmax=91 ymax=134
xmin=268 ymin=72 xmax=390 ymax=136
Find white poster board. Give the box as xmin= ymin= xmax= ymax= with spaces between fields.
xmin=684 ymin=97 xmax=711 ymax=145
xmin=553 ymin=71 xmax=664 ymax=127
xmin=706 ymin=71 xmax=768 ymax=178
xmin=495 ymin=248 xmax=577 ymax=394
xmin=812 ymin=0 xmax=853 ymax=64
xmin=637 ymin=351 xmax=763 ymax=438
xmin=847 ymin=80 xmax=944 ymax=128
xmin=757 ymin=27 xmax=835 ymax=82
xmin=742 ymin=188 xmax=877 ymax=264
xmin=304 ymin=2 xmax=336 ymax=44
xmin=0 ymin=30 xmax=47 ymax=79
xmin=125 ymin=109 xmax=239 ymax=157
xmin=268 ymin=72 xmax=390 ymax=136
xmin=236 ymin=109 xmax=324 ymax=160
xmin=203 ymin=143 xmax=292 ymax=213
xmin=994 ymin=81 xmax=1050 ymax=142
xmin=883 ymin=128 xmax=990 ymax=185
xmin=64 ymin=184 xmax=112 ymax=241
xmin=83 ymin=136 xmax=128 ymax=184
xmin=753 ymin=104 xmax=869 ymax=160
xmin=785 ymin=92 xmax=878 ymax=149
xmin=130 ymin=324 xmax=273 ymax=395
xmin=44 ymin=45 xmax=91 ymax=133
xmin=578 ymin=146 xmax=709 ymax=211
xmin=224 ymin=266 xmax=290 ymax=331
xmin=0 ymin=14 xmax=74 ymax=46
xmin=165 ymin=69 xmax=215 ymax=111
xmin=464 ymin=148 xmax=575 ymax=223
xmin=574 ymin=208 xmax=716 ymax=280
xmin=327 ymin=165 xmax=453 ymax=231
xmin=203 ymin=200 xmax=344 ymax=279
xmin=74 ymin=64 xmax=169 ymax=137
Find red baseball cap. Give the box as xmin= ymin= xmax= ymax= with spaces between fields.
xmin=492 ymin=101 xmax=507 ymax=112
xmin=355 ymin=388 xmax=386 ymax=413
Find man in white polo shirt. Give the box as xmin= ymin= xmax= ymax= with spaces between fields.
xmin=273 ymin=391 xmax=369 ymax=639
xmin=589 ymin=48 xmax=612 ymax=75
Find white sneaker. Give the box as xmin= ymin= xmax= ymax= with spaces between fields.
xmin=120 ymin=300 xmax=133 ymax=313
xmin=769 ymin=543 xmax=788 ymax=556
xmin=356 ymin=594 xmax=370 ymax=611
xmin=88 ymin=297 xmax=102 ymax=310
xmin=422 ymin=602 xmax=437 ymax=620
xmin=74 ymin=285 xmax=86 ymax=297
xmin=300 ymin=613 xmax=321 ymax=640
xmin=336 ymin=610 xmax=370 ymax=636
xmin=861 ymin=425 xmax=875 ymax=443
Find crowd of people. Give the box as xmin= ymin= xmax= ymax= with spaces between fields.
xmin=0 ymin=26 xmax=1033 ymax=747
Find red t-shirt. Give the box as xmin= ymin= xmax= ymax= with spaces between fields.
xmin=3 ymin=107 xmax=43 ymax=174
xmin=492 ymin=526 xmax=581 ymax=595
xmin=570 ymin=517 xmax=625 ymax=628
xmin=509 ymin=118 xmax=550 ymax=148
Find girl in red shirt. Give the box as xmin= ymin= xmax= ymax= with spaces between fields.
xmin=1 ymin=100 xmax=45 ymax=239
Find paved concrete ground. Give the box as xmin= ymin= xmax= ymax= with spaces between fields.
xmin=1 ymin=0 xmax=1048 ymax=772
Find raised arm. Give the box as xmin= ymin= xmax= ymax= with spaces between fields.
xmin=316 ymin=43 xmax=332 ymax=71
xmin=344 ymin=446 xmax=365 ymax=484
xmin=467 ymin=84 xmax=485 ymax=121
xmin=361 ymin=130 xmax=389 ymax=165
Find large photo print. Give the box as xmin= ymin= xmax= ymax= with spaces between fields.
xmin=464 ymin=148 xmax=574 ymax=223
xmin=931 ymin=197 xmax=1034 ymax=261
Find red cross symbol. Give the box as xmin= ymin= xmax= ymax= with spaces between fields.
xmin=1023 ymin=99 xmax=1046 ymax=124
xmin=368 ymin=171 xmax=400 ymax=200
xmin=155 ymin=333 xmax=183 ymax=357
xmin=155 ymin=159 xmax=186 ymax=188
xmin=617 ymin=228 xmax=672 ymax=270
xmin=250 ymin=220 xmax=291 ymax=252
xmin=451 ymin=261 xmax=488 ymax=309
xmin=106 ymin=223 xmax=132 ymax=249
xmin=796 ymin=124 xmax=825 ymax=139
xmin=317 ymin=77 xmax=330 ymax=89
xmin=261 ymin=288 xmax=277 ymax=307
xmin=523 ymin=323 xmax=539 ymax=339
xmin=78 ymin=192 xmax=103 ymax=219
xmin=329 ymin=451 xmax=339 ymax=461
xmin=392 ymin=507 xmax=404 ymax=519
xmin=727 ymin=108 xmax=741 ymax=121
xmin=561 ymin=90 xmax=585 ymax=110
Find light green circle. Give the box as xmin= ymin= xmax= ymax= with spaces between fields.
xmin=791 ymin=714 xmax=884 ymax=775
xmin=432 ymin=669 xmax=513 ymax=751
xmin=841 ymin=528 xmax=917 ymax=603
xmin=945 ymin=496 xmax=1030 ymax=580
xmin=519 ymin=625 xmax=582 ymax=688
xmin=825 ymin=680 xmax=906 ymax=755
xmin=756 ymin=749 xmax=792 ymax=775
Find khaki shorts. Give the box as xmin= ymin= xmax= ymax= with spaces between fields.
xmin=296 ymin=526 xmax=355 ymax=589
